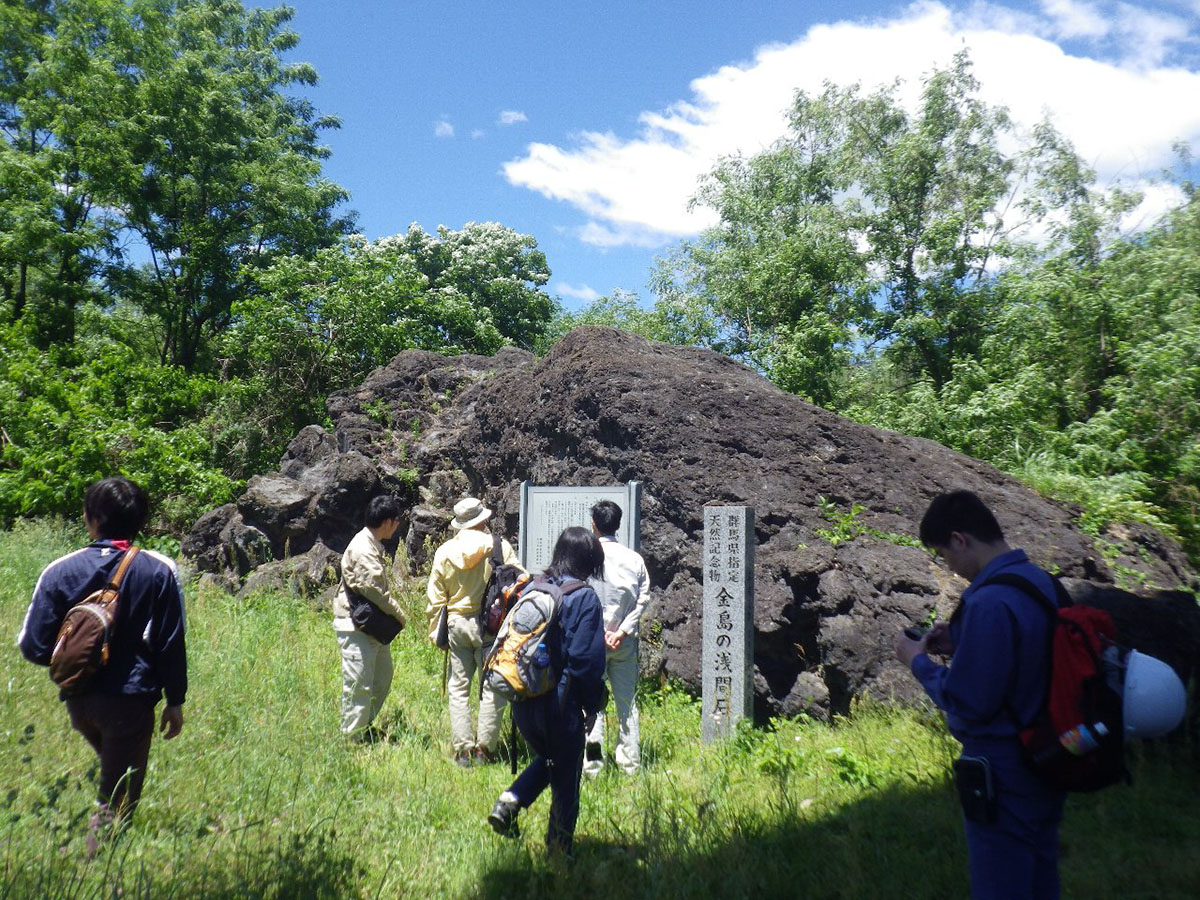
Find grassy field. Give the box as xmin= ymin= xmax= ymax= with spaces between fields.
xmin=2 ymin=519 xmax=1197 ymax=899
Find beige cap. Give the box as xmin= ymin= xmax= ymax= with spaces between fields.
xmin=450 ymin=497 xmax=492 ymax=530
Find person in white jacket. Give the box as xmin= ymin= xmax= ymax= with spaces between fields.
xmin=584 ymin=499 xmax=651 ymax=776
xmin=333 ymin=496 xmax=406 ymax=741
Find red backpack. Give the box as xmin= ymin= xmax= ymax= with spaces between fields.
xmin=987 ymin=573 xmax=1128 ymax=792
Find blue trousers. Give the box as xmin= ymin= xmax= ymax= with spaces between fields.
xmin=509 ymin=693 xmax=586 ymax=852
xmin=960 ymin=739 xmax=1066 ymax=899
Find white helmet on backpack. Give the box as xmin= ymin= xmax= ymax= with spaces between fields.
xmin=1122 ymin=650 xmax=1187 ymax=739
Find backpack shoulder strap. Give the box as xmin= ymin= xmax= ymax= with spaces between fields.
xmin=92 ymin=547 xmax=139 ymax=609
xmin=985 ymin=570 xmax=1075 ymax=729
xmin=491 ymin=533 xmax=503 ymax=566
xmin=108 ymin=547 xmax=140 ymax=591
xmin=557 ymin=578 xmax=587 ymax=596
xmin=526 ymin=577 xmax=587 ymax=601
xmin=983 ymin=572 xmax=1072 ymax=615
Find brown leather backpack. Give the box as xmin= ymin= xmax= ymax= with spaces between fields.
xmin=49 ymin=548 xmax=139 ymax=695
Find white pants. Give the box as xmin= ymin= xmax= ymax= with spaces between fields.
xmin=447 ymin=614 xmax=508 ymax=753
xmin=338 ymin=629 xmax=393 ymax=735
xmin=584 ymin=637 xmax=640 ymax=775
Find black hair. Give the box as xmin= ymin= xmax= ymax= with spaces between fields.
xmin=918 ymin=490 xmax=1005 ymax=548
xmin=546 ymin=526 xmax=605 ymax=581
xmin=84 ymin=477 xmax=149 ymax=540
xmin=365 ymin=495 xmax=402 ymax=529
xmin=590 ymin=499 xmax=622 ymax=536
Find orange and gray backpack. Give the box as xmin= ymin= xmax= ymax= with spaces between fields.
xmin=49 ymin=548 xmax=139 ymax=695
xmin=482 ymin=576 xmax=584 ymax=702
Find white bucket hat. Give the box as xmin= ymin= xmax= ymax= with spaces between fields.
xmin=450 ymin=497 xmax=492 ymax=531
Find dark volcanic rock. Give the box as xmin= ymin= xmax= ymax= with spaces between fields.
xmin=183 ymin=327 xmax=1199 ymax=718
xmin=240 ymin=541 xmax=342 ymax=607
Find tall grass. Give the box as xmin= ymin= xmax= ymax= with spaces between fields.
xmin=2 ymin=520 xmax=1197 ymax=898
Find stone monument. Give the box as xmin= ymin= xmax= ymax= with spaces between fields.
xmin=702 ymin=505 xmax=755 ymax=742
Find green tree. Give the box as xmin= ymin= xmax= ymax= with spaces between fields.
xmin=0 ymin=319 xmax=236 ymax=532
xmin=0 ymin=0 xmax=134 ymax=344
xmin=219 ymin=235 xmax=429 ymax=444
xmin=217 ymin=225 xmax=559 ymax=468
xmin=116 ymin=0 xmax=351 ymax=370
xmin=389 ymin=221 xmax=555 ymax=352
xmin=849 ymin=186 xmax=1200 ymax=558
xmin=548 ymin=288 xmax=719 ymax=352
xmin=660 ymin=52 xmax=1085 ymax=402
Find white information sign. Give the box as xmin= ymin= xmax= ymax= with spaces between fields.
xmin=517 ymin=481 xmax=641 ymax=574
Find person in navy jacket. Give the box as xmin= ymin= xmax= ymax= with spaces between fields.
xmin=18 ymin=477 xmax=186 ymax=847
xmin=487 ymin=526 xmax=607 ymax=854
xmin=895 ymin=490 xmax=1066 ymax=899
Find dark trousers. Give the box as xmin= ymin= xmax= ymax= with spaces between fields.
xmin=960 ymin=739 xmax=1066 ymax=899
xmin=509 ymin=693 xmax=586 ymax=852
xmin=65 ymin=693 xmax=156 ymax=819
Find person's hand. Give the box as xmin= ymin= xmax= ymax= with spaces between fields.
xmin=894 ymin=630 xmax=928 ymax=668
xmin=923 ymin=622 xmax=953 ymax=655
xmin=604 ymin=629 xmax=624 ymax=651
xmin=160 ymin=704 xmax=184 ymax=740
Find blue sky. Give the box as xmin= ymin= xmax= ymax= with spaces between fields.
xmin=249 ymin=0 xmax=1200 ymax=309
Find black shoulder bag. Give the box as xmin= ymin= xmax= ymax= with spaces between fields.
xmin=345 ymin=582 xmax=403 ymax=644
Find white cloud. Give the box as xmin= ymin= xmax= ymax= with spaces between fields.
xmin=471 ymin=129 xmax=486 ymax=139
xmin=1112 ymin=3 xmax=1191 ymax=66
xmin=434 ymin=119 xmax=454 ymax=138
xmin=498 ymin=110 xmax=529 ymax=126
xmin=555 ymin=281 xmax=600 ymax=302
xmin=504 ymin=1 xmax=1200 ymax=248
xmin=1040 ymin=0 xmax=1109 ymax=39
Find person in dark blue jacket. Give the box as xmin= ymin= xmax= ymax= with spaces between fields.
xmin=18 ymin=477 xmax=187 ymax=849
xmin=488 ymin=526 xmax=607 ymax=854
xmin=895 ymin=490 xmax=1066 ymax=899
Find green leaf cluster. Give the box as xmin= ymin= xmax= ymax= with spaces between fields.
xmin=0 ymin=317 xmax=238 ymax=532
xmin=1 ymin=0 xmax=351 ymax=365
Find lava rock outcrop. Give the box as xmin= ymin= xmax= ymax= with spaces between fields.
xmin=183 ymin=328 xmax=1199 ymax=717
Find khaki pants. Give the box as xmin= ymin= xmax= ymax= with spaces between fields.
xmin=447 ymin=614 xmax=507 ymax=753
xmin=584 ymin=637 xmax=640 ymax=775
xmin=338 ymin=629 xmax=393 ymax=735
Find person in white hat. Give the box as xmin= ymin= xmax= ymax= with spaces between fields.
xmin=426 ymin=497 xmax=522 ymax=765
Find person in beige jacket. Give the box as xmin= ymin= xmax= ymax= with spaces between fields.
xmin=426 ymin=497 xmax=521 ymax=765
xmin=334 ymin=496 xmax=406 ymax=740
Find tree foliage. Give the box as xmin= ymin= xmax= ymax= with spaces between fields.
xmin=383 ymin=221 xmax=555 ymax=351
xmin=216 ymin=223 xmax=558 ymax=463
xmin=117 ymin=0 xmax=352 ymax=369
xmin=551 ymin=288 xmax=718 ymax=351
xmin=0 ymin=318 xmax=237 ymax=532
xmin=0 ymin=0 xmax=352 ymax=365
xmin=0 ymin=0 xmax=135 ymax=344
xmin=655 ymin=52 xmax=1097 ymax=405
xmin=0 ymin=2 xmax=565 ymax=530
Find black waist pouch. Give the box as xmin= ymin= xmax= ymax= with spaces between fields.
xmin=953 ymin=756 xmax=997 ymax=824
xmin=347 ymin=586 xmax=403 ymax=644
